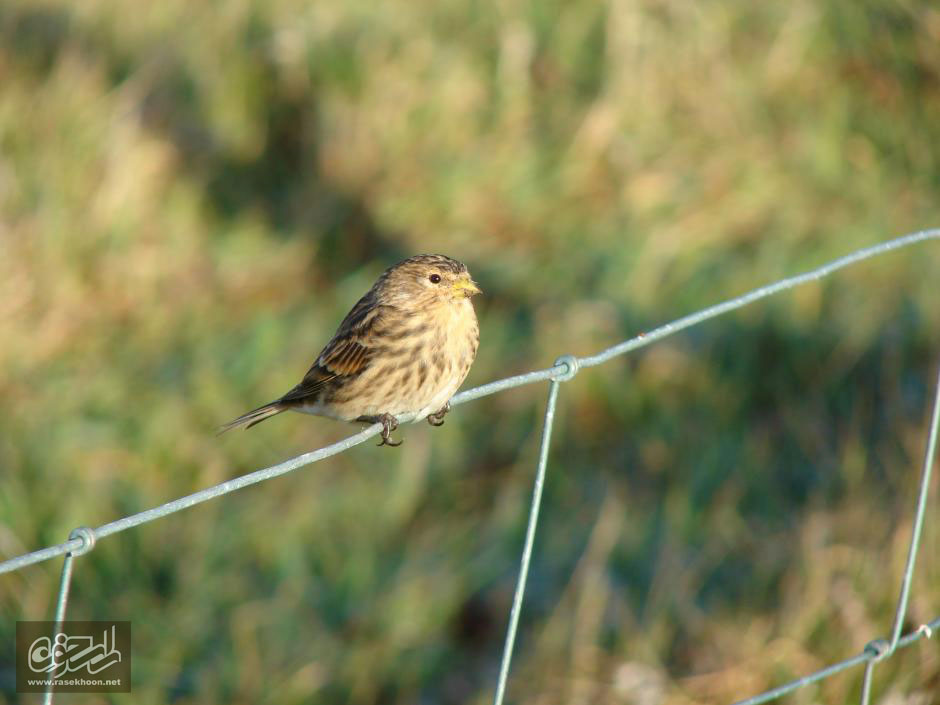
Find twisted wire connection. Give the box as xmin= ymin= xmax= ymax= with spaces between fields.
xmin=2 ymin=229 xmax=939 ymax=705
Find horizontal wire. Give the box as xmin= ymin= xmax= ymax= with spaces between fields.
xmin=0 ymin=229 xmax=940 ymax=705
xmin=2 ymin=229 xmax=939 ymax=705
xmin=0 ymin=425 xmax=382 ymax=574
xmin=731 ymin=616 xmax=940 ymax=705
xmin=1 ymin=228 xmax=938 ymax=576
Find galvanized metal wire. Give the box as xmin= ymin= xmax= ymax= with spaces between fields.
xmin=493 ymin=379 xmax=562 ymax=705
xmin=2 ymin=228 xmax=939 ymax=705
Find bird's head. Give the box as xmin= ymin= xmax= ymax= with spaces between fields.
xmin=380 ymin=254 xmax=481 ymax=308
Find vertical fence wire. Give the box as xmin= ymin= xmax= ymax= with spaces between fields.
xmin=41 ymin=528 xmax=97 ymax=705
xmin=492 ymin=379 xmax=562 ymax=705
xmin=41 ymin=554 xmax=76 ymax=705
xmin=859 ymin=661 xmax=877 ymax=705
xmin=858 ymin=361 xmax=940 ymax=705
xmin=732 ymin=358 xmax=940 ymax=705
xmin=888 ymin=362 xmax=940 ymax=651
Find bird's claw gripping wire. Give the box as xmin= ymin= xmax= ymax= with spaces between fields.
xmin=376 ymin=414 xmax=402 ymax=447
xmin=356 ymin=413 xmax=402 ymax=446
xmin=427 ymin=402 xmax=451 ymax=427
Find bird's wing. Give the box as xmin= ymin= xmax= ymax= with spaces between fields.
xmin=278 ymin=295 xmax=387 ymax=404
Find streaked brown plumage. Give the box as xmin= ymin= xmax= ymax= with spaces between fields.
xmin=220 ymin=254 xmax=481 ymax=446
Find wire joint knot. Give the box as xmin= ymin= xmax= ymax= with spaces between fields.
xmin=552 ymin=354 xmax=581 ymax=382
xmin=864 ymin=638 xmax=891 ymax=663
xmin=68 ymin=527 xmax=97 ymax=557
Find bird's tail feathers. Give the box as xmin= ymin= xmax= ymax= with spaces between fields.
xmin=217 ymin=401 xmax=287 ymax=434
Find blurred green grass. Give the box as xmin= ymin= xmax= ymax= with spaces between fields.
xmin=1 ymin=0 xmax=939 ymax=703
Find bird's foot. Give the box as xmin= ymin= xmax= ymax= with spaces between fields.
xmin=358 ymin=413 xmax=402 ymax=447
xmin=426 ymin=402 xmax=451 ymax=427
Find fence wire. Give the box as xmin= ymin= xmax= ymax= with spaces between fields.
xmin=2 ymin=228 xmax=939 ymax=705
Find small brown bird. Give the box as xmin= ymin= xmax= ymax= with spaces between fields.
xmin=221 ymin=254 xmax=481 ymax=446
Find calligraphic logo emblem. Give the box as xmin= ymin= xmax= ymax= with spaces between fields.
xmin=16 ymin=621 xmax=131 ymax=693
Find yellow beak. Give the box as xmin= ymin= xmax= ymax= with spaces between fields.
xmin=452 ymin=275 xmax=482 ymax=297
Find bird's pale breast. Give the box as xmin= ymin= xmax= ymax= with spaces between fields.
xmin=304 ymin=297 xmax=478 ymax=422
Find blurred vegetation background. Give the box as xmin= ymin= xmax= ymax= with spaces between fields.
xmin=1 ymin=0 xmax=939 ymax=703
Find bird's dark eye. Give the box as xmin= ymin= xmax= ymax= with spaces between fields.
xmin=429 ymin=273 xmax=442 ymax=284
